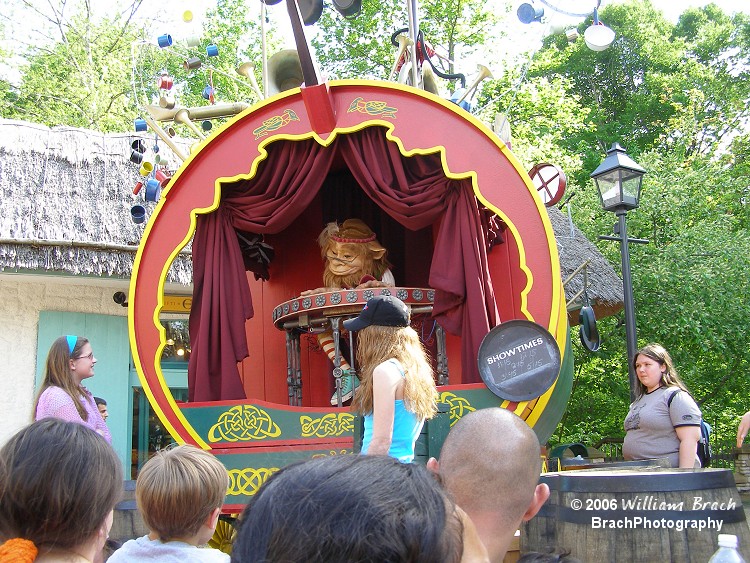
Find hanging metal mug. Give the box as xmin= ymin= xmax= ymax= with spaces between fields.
xmin=131 ymin=204 xmax=146 ymax=224
xmin=157 ymin=34 xmax=173 ymax=48
xmin=144 ymin=178 xmax=161 ymax=202
xmin=184 ymin=57 xmax=201 ymax=70
xmin=156 ymin=74 xmax=173 ymax=90
xmin=159 ymin=94 xmax=176 ymax=109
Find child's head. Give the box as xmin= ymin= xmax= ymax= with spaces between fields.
xmin=136 ymin=444 xmax=229 ymax=542
xmin=0 ymin=419 xmax=122 ymax=551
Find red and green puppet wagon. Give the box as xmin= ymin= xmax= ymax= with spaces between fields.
xmin=128 ymin=74 xmax=573 ymax=511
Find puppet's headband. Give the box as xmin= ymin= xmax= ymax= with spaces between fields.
xmin=330 ymin=234 xmax=377 ymax=244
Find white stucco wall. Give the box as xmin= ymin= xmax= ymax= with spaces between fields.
xmin=0 ymin=273 xmax=129 ymax=446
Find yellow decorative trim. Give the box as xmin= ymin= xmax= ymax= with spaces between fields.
xmin=227 ymin=467 xmax=279 ymax=496
xmin=300 ymin=412 xmax=355 ymax=437
xmin=347 ymin=96 xmax=397 ymax=118
xmin=253 ymin=109 xmax=300 ymax=139
xmin=311 ymin=450 xmax=352 ymax=458
xmin=130 ymin=81 xmax=566 ymax=448
xmin=438 ymin=392 xmax=476 ymax=426
xmin=208 ymin=405 xmax=282 ymax=443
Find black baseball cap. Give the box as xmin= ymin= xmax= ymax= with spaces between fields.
xmin=343 ymin=295 xmax=410 ymax=331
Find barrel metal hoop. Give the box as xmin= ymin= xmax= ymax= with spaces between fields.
xmin=549 ymin=470 xmax=734 ymax=493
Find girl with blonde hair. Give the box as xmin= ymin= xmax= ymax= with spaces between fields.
xmin=344 ymin=295 xmax=438 ymax=463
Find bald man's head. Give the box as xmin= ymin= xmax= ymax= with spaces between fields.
xmin=438 ymin=408 xmax=543 ymax=525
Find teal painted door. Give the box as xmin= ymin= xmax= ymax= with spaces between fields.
xmin=36 ymin=311 xmax=131 ymax=474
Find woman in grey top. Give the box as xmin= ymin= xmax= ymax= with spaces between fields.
xmin=623 ymin=343 xmax=702 ymax=468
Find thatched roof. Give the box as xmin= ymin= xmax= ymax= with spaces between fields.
xmin=0 ymin=118 xmax=623 ymax=321
xmin=548 ymin=205 xmax=623 ymax=324
xmin=0 ymin=119 xmax=192 ymax=285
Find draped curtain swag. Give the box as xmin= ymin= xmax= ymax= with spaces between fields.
xmin=189 ymin=127 xmax=498 ymax=401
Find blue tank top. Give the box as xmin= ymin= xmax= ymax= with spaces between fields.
xmin=361 ymin=360 xmax=425 ymax=463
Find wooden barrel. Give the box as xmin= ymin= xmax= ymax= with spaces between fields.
xmin=522 ymin=468 xmax=750 ymax=562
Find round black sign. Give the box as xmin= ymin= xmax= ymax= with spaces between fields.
xmin=477 ymin=320 xmax=561 ymax=402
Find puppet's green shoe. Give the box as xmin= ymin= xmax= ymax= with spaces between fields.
xmin=330 ymin=371 xmax=359 ymax=406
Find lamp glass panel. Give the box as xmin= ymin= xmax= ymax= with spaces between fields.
xmin=621 ymin=170 xmax=643 ymax=207
xmin=596 ymin=170 xmax=623 ymax=210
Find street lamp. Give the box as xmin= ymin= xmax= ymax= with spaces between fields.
xmin=591 ymin=143 xmax=647 ymax=402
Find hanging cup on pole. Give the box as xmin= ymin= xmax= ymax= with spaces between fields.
xmin=139 ymin=161 xmax=154 ymax=176
xmin=157 ymin=34 xmax=173 ymax=48
xmin=144 ymin=178 xmax=161 ymax=202
xmin=206 ymin=44 xmax=219 ymax=57
xmin=134 ymin=118 xmax=147 ymax=132
xmin=154 ymin=169 xmax=170 ymax=186
xmin=129 ymin=150 xmax=144 ymax=164
xmin=184 ymin=57 xmax=201 ymax=71
xmin=156 ymin=74 xmax=173 ymax=90
xmin=131 ymin=204 xmax=146 ymax=224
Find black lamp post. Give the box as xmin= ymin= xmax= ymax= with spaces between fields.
xmin=591 ymin=143 xmax=647 ymax=402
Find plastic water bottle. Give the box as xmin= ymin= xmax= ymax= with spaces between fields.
xmin=708 ymin=534 xmax=746 ymax=562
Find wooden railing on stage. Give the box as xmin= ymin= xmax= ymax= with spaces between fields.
xmin=272 ymin=287 xmax=448 ymax=406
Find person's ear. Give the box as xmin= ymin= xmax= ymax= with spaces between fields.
xmin=206 ymin=507 xmax=221 ymax=530
xmin=426 ymin=457 xmax=439 ymax=474
xmin=521 ymin=483 xmax=550 ymax=522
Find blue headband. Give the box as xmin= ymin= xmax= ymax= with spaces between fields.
xmin=65 ymin=335 xmax=78 ymax=355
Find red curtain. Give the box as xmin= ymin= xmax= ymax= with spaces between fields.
xmin=189 ymin=127 xmax=498 ymax=401
xmin=189 ymin=139 xmax=336 ymax=401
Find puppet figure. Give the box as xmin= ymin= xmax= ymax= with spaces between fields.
xmin=301 ymin=219 xmax=395 ymax=405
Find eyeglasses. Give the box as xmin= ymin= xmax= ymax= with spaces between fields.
xmin=76 ymin=352 xmax=94 ymax=361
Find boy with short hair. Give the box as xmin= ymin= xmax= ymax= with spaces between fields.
xmin=108 ymin=445 xmax=230 ymax=562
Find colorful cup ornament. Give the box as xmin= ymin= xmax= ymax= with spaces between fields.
xmin=131 ymin=204 xmax=146 ymax=224
xmin=154 ymin=169 xmax=169 ymax=185
xmin=157 ymin=34 xmax=173 ymax=48
xmin=184 ymin=57 xmax=201 ymax=70
xmin=129 ymin=150 xmax=144 ymax=164
xmin=157 ymin=74 xmax=173 ymax=90
xmin=144 ymin=178 xmax=161 ymax=202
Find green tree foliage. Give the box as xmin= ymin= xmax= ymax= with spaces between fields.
xmin=2 ymin=0 xmax=277 ymax=132
xmin=311 ymin=0 xmax=497 ymax=89
xmin=4 ymin=2 xmax=148 ymax=130
xmin=500 ymin=1 xmax=750 ymax=452
xmin=312 ymin=2 xmax=406 ymax=80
